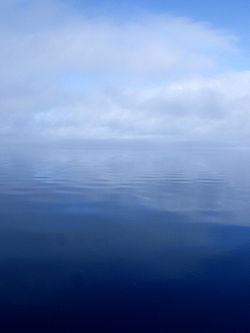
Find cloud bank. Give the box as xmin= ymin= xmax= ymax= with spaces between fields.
xmin=1 ymin=0 xmax=249 ymax=143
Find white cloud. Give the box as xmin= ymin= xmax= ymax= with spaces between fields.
xmin=0 ymin=0 xmax=249 ymax=143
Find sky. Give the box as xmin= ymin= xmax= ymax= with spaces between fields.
xmin=1 ymin=0 xmax=250 ymax=144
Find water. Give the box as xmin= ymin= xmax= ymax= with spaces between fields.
xmin=0 ymin=143 xmax=250 ymax=332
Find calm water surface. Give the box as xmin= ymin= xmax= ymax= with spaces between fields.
xmin=0 ymin=143 xmax=250 ymax=332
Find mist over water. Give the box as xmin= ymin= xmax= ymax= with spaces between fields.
xmin=0 ymin=143 xmax=250 ymax=332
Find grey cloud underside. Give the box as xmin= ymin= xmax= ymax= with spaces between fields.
xmin=0 ymin=0 xmax=249 ymax=143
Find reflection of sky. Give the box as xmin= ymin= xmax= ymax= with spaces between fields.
xmin=1 ymin=144 xmax=250 ymax=226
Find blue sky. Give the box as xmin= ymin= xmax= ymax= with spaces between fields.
xmin=74 ymin=0 xmax=250 ymax=69
xmin=72 ymin=0 xmax=250 ymax=35
xmin=1 ymin=0 xmax=250 ymax=143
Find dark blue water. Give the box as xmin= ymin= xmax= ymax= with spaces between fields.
xmin=0 ymin=143 xmax=250 ymax=332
